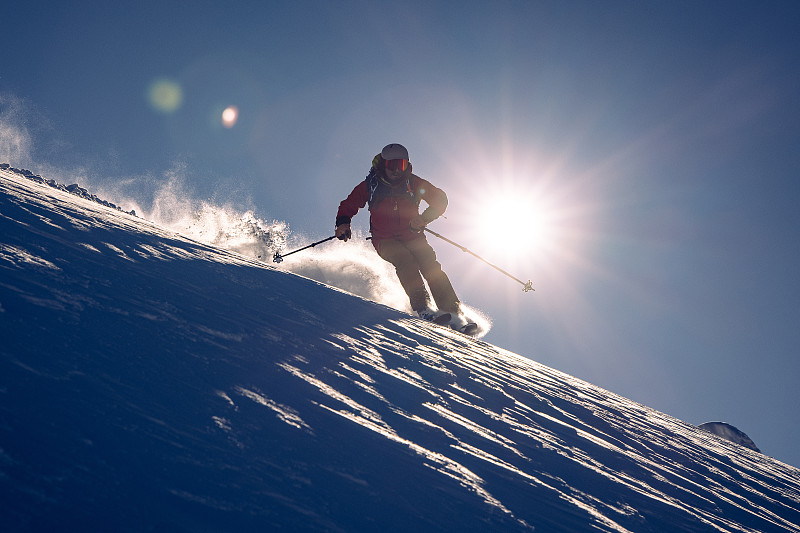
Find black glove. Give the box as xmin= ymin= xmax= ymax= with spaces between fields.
xmin=335 ymin=224 xmax=352 ymax=241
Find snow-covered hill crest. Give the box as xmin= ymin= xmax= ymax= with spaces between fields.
xmin=2 ymin=168 xmax=800 ymax=532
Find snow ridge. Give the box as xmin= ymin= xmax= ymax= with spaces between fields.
xmin=0 ymin=163 xmax=136 ymax=216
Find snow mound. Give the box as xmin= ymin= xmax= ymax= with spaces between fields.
xmin=699 ymin=421 xmax=761 ymax=452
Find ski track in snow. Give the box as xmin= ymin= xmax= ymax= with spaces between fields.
xmin=3 ymin=168 xmax=800 ymax=532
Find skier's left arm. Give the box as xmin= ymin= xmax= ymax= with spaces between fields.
xmin=411 ymin=176 xmax=448 ymax=230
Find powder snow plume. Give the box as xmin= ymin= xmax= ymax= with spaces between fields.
xmin=0 ymin=93 xmax=34 ymax=169
xmin=137 ymin=178 xmax=493 ymax=334
xmin=150 ymin=182 xmax=492 ymax=335
xmin=97 ymin=167 xmax=412 ymax=313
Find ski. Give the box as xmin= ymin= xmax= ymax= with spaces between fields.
xmin=432 ymin=313 xmax=452 ymax=325
xmin=457 ymin=322 xmax=479 ymax=336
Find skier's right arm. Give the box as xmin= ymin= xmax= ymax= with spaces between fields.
xmin=335 ymin=181 xmax=368 ymax=241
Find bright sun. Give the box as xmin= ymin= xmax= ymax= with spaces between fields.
xmin=474 ymin=192 xmax=554 ymax=262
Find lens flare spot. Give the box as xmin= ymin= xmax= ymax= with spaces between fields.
xmin=221 ymin=106 xmax=239 ymax=128
xmin=147 ymin=79 xmax=183 ymax=114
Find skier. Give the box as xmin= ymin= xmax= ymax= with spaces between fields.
xmin=335 ymin=143 xmax=476 ymax=334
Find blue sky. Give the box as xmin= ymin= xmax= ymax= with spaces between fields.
xmin=3 ymin=1 xmax=800 ymax=466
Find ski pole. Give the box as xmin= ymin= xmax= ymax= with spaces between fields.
xmin=272 ymin=235 xmax=336 ymax=263
xmin=424 ymin=228 xmax=534 ymax=292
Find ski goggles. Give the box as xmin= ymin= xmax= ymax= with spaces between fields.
xmin=385 ymin=158 xmax=408 ymax=172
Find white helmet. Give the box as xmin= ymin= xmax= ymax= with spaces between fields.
xmin=381 ymin=143 xmax=409 ymax=161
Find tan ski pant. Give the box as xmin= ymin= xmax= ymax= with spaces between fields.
xmin=376 ymin=236 xmax=460 ymax=314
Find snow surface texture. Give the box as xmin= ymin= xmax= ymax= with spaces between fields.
xmin=2 ymin=167 xmax=800 ymax=532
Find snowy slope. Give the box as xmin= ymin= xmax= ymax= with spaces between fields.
xmin=2 ymin=168 xmax=799 ymax=532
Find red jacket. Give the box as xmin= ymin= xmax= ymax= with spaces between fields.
xmin=336 ymin=173 xmax=447 ymax=244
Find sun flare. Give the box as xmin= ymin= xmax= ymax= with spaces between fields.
xmin=472 ymin=191 xmax=555 ymax=262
